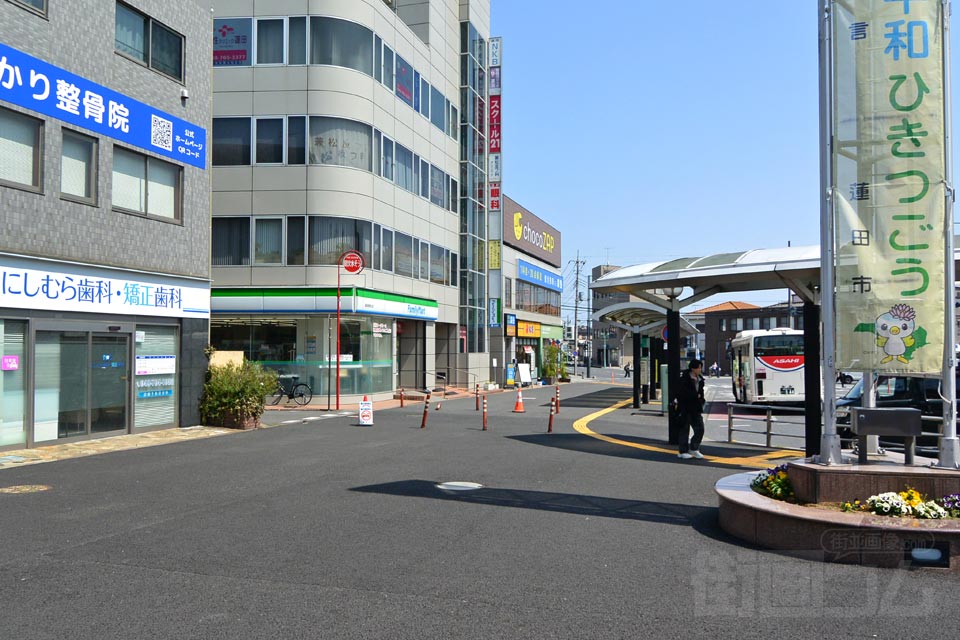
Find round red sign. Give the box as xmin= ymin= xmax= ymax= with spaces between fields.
xmin=340 ymin=251 xmax=365 ymax=274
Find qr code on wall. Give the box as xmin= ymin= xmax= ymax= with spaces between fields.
xmin=151 ymin=114 xmax=173 ymax=152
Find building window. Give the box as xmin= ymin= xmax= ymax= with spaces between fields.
xmin=308 ymin=116 xmax=371 ymax=171
xmin=255 ymin=118 xmax=284 ymax=164
xmin=309 ymin=16 xmax=373 ymax=75
xmin=395 ymin=54 xmax=413 ymax=106
xmin=115 ymin=3 xmax=185 ymax=82
xmin=61 ymin=130 xmax=97 ymax=204
xmin=394 ymin=232 xmax=414 ymax=278
xmin=9 ymin=0 xmax=46 ymax=15
xmin=382 ymin=44 xmax=394 ymax=91
xmin=307 ymin=216 xmax=371 ymax=266
xmin=504 ymin=277 xmax=512 ymax=308
xmin=381 ymin=229 xmax=393 ymax=272
xmin=430 ymin=244 xmax=445 ymax=285
xmin=254 ymin=218 xmax=283 ymax=264
xmin=256 ymin=18 xmax=285 ymax=64
xmin=287 ymin=216 xmax=305 ymax=265
xmin=430 ymin=85 xmax=445 ymax=131
xmin=212 ymin=217 xmax=250 ymax=265
xmin=288 ymin=16 xmax=307 ymax=65
xmin=112 ymin=147 xmax=181 ymax=221
xmin=0 ymin=107 xmax=42 ymax=190
xmin=287 ymin=116 xmax=306 ymax=165
xmin=719 ymin=318 xmax=726 ymax=332
xmin=212 ymin=118 xmax=251 ymax=166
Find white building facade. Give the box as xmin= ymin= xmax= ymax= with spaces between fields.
xmin=209 ymin=0 xmax=491 ymax=400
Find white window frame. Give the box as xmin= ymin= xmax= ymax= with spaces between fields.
xmin=254 ymin=116 xmax=286 ymax=165
xmin=253 ymin=216 xmax=284 ymax=265
xmin=254 ymin=16 xmax=287 ymax=66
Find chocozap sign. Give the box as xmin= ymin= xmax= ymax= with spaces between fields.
xmin=502 ymin=196 xmax=561 ymax=268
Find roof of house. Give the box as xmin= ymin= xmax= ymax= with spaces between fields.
xmin=698 ymin=301 xmax=761 ymax=314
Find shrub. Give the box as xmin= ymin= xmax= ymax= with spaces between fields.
xmin=199 ymin=361 xmax=277 ymax=427
xmin=938 ymin=493 xmax=960 ymax=518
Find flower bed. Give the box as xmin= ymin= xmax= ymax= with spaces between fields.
xmin=752 ymin=464 xmax=960 ymax=521
xmin=750 ymin=464 xmax=796 ymax=501
xmin=841 ymin=489 xmax=959 ymax=519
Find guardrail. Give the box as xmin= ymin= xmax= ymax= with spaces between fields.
xmin=727 ymin=403 xmax=807 ymax=449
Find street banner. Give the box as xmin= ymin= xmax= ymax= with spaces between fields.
xmin=832 ymin=0 xmax=946 ymax=373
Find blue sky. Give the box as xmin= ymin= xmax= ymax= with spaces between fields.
xmin=490 ymin=1 xmax=958 ymax=317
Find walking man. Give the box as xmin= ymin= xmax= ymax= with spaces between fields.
xmin=624 ymin=362 xmax=631 ymax=378
xmin=675 ymin=359 xmax=705 ymax=459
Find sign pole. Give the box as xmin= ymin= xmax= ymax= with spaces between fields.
xmin=337 ymin=261 xmax=341 ymax=411
xmin=336 ymin=251 xmax=366 ymax=412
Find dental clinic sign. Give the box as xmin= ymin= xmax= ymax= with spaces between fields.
xmin=0 ymin=42 xmax=206 ymax=169
xmin=0 ymin=256 xmax=210 ymax=319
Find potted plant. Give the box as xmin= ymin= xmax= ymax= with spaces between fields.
xmin=199 ymin=360 xmax=277 ymax=429
xmin=542 ymin=343 xmax=562 ymax=384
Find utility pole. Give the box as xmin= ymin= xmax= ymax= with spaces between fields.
xmin=571 ymin=252 xmax=585 ymax=378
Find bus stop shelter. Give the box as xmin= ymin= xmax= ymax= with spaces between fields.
xmin=590 ymin=301 xmax=699 ymax=406
xmin=590 ymin=245 xmax=824 ymax=453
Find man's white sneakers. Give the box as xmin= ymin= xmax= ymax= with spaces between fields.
xmin=678 ymin=452 xmax=693 ymax=459
xmin=690 ymin=450 xmax=705 ymax=459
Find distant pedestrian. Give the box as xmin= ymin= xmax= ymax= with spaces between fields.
xmin=624 ymin=363 xmax=631 ymax=378
xmin=710 ymin=361 xmax=719 ymax=377
xmin=675 ymin=359 xmax=705 ymax=460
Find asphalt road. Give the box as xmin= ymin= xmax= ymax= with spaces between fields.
xmin=0 ymin=381 xmax=954 ymax=639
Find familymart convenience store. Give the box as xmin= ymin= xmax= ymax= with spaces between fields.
xmin=210 ymin=287 xmax=441 ymax=400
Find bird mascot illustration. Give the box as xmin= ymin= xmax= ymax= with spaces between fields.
xmin=875 ymin=304 xmax=916 ymax=365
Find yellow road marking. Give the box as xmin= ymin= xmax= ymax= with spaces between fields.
xmin=571 ymin=399 xmax=799 ymax=469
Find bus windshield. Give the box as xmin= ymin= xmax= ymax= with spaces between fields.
xmin=754 ymin=335 xmax=804 ymax=357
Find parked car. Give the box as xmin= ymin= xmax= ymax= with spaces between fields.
xmin=835 ymin=374 xmax=956 ymax=450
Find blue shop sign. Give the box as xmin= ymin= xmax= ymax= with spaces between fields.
xmin=0 ymin=42 xmax=206 ymax=169
xmin=517 ymin=260 xmax=563 ymax=293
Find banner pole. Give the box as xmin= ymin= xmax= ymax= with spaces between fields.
xmin=818 ymin=0 xmax=843 ymax=464
xmin=939 ymin=0 xmax=959 ymax=468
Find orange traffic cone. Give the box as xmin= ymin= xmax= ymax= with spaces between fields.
xmin=512 ymin=388 xmax=526 ymax=413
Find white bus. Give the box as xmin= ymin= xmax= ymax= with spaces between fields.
xmin=730 ymin=328 xmax=805 ymax=405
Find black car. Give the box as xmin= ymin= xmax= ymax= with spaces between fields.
xmin=835 ymin=374 xmax=955 ymax=450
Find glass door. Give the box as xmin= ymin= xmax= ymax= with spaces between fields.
xmin=90 ymin=334 xmax=129 ymax=434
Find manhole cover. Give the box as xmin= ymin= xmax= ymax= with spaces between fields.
xmin=436 ymin=481 xmax=484 ymax=491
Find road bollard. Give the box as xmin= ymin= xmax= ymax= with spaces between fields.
xmin=547 ymin=397 xmax=555 ymax=433
xmin=420 ymin=393 xmax=431 ymax=428
xmin=435 ymin=394 xmax=443 ymax=411
xmin=475 ymin=384 xmax=480 ymax=411
xmin=555 ymin=385 xmax=560 ymax=414
xmin=399 ymin=388 xmax=405 ymax=408
xmin=482 ymin=397 xmax=488 ymax=431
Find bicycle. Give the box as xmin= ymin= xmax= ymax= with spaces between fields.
xmin=269 ymin=374 xmax=313 ymax=406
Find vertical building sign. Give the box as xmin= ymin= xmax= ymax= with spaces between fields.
xmin=832 ymin=1 xmax=946 ymax=373
xmin=488 ymin=37 xmax=502 ymax=215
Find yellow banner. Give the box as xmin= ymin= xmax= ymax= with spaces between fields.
xmin=832 ymin=0 xmax=945 ymax=373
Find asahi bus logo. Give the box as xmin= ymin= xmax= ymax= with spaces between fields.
xmin=758 ymin=355 xmax=804 ymax=372
xmin=513 ymin=211 xmax=555 ymax=253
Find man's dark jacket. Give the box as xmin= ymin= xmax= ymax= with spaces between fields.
xmin=676 ymin=370 xmax=705 ymax=415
